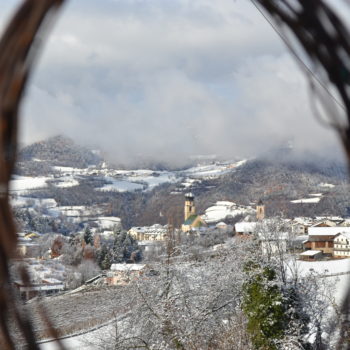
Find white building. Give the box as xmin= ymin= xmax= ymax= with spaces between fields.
xmin=234 ymin=222 xmax=257 ymax=235
xmin=128 ymin=224 xmax=168 ymax=241
xmin=334 ymin=232 xmax=350 ymax=257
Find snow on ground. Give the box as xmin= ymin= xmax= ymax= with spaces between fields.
xmin=10 ymin=176 xmax=50 ymax=193
xmin=319 ymin=183 xmax=335 ymax=188
xmin=53 ymin=176 xmax=79 ymax=188
xmin=49 ymin=206 xmax=89 ymax=218
xmin=184 ymin=164 xmax=231 ymax=178
xmin=46 ymin=160 xmax=249 ymax=193
xmin=11 ymin=196 xmax=57 ymax=208
xmin=290 ymin=197 xmax=321 ymax=204
xmin=202 ymin=201 xmax=254 ymax=223
xmin=182 ymin=160 xmax=246 ymax=179
xmin=96 ymin=177 xmax=144 ymax=192
xmin=126 ymin=172 xmax=177 ymax=191
xmin=39 ymin=337 xmax=93 ymax=350
xmin=296 ymin=258 xmax=350 ymax=276
xmin=53 ymin=166 xmax=86 ymax=174
xmin=39 ymin=322 xmax=115 ymax=350
xmin=97 ymin=217 xmax=121 ymax=229
xmin=181 ymin=178 xmax=200 ymax=188
xmin=330 ymin=273 xmax=350 ymax=307
xmin=292 ymin=258 xmax=350 ymax=305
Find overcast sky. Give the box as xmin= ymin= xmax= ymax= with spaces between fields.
xmin=0 ymin=0 xmax=347 ymax=165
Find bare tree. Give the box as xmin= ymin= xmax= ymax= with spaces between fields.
xmin=0 ymin=1 xmax=66 ymax=348
xmin=252 ymin=1 xmax=350 ymax=347
xmin=90 ymin=244 xmax=253 ymax=350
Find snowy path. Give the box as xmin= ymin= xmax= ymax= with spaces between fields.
xmin=38 ymin=320 xmax=117 ymax=349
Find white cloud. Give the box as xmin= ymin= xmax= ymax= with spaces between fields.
xmin=0 ymin=0 xmax=345 ymax=164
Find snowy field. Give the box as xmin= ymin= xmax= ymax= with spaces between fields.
xmin=11 ymin=196 xmax=57 ymax=208
xmin=290 ymin=197 xmax=322 ymax=204
xmin=319 ymin=183 xmax=335 ymax=188
xmin=53 ymin=176 xmax=79 ymax=188
xmin=11 ymin=159 xmax=247 ymax=197
xmin=126 ymin=171 xmax=177 ymax=191
xmin=96 ymin=177 xmax=144 ymax=192
xmin=293 ymin=258 xmax=350 ymax=305
xmin=48 ymin=206 xmax=97 ymax=219
xmin=296 ymin=258 xmax=350 ymax=276
xmin=10 ymin=176 xmax=50 ymax=194
xmin=53 ymin=166 xmax=89 ymax=174
xmin=182 ymin=159 xmax=246 ymax=179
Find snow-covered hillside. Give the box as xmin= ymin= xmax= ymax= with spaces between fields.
xmin=202 ymin=201 xmax=255 ymax=224
xmin=12 ymin=157 xmax=247 ymax=197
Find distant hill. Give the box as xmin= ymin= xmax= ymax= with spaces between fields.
xmin=17 ymin=136 xmax=102 ymax=174
xmin=13 ymin=136 xmax=350 ymax=228
xmin=192 ymin=155 xmax=349 ymax=219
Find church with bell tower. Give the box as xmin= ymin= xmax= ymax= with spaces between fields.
xmin=184 ymin=192 xmax=196 ymax=221
xmin=182 ymin=193 xmax=207 ymax=233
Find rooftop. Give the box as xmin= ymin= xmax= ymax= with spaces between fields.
xmin=300 ymin=250 xmax=322 ymax=256
xmin=110 ymin=264 xmax=146 ymax=271
xmin=309 ymin=226 xmax=350 ymax=236
xmin=235 ymin=222 xmax=257 ymax=232
xmin=184 ymin=215 xmax=199 ymax=225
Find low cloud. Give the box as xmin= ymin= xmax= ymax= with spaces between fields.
xmin=0 ymin=0 xmax=343 ymax=165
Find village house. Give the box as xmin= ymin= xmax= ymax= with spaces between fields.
xmin=313 ymin=216 xmax=345 ymax=227
xmin=303 ymin=226 xmax=350 ymax=256
xmin=14 ymin=278 xmax=64 ymax=301
xmin=299 ymin=250 xmax=323 ymax=261
xmin=17 ymin=232 xmax=39 ymax=258
xmin=106 ymin=263 xmax=146 ymax=286
xmin=234 ymin=222 xmax=257 ymax=236
xmin=233 ymin=201 xmax=267 ymax=237
xmin=128 ymin=224 xmax=168 ymax=241
xmin=312 ymin=220 xmax=337 ymax=228
xmin=334 ymin=232 xmax=350 ymax=257
xmin=290 ymin=217 xmax=313 ymax=235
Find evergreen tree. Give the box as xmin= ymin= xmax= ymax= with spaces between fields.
xmin=242 ymin=262 xmax=286 ymax=350
xmin=242 ymin=261 xmax=311 ymax=350
xmin=112 ymin=230 xmax=141 ymax=263
xmin=96 ymin=230 xmax=142 ymax=269
xmin=84 ymin=226 xmax=93 ymax=245
xmin=96 ymin=244 xmax=112 ymax=270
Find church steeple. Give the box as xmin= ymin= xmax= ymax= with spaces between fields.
xmin=256 ymin=199 xmax=265 ymax=221
xmin=184 ymin=193 xmax=196 ymax=221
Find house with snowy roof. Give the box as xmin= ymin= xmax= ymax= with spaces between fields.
xmin=14 ymin=278 xmax=64 ymax=301
xmin=303 ymin=226 xmax=350 ymax=256
xmin=299 ymin=250 xmax=323 ymax=261
xmin=290 ymin=217 xmax=313 ymax=235
xmin=234 ymin=222 xmax=257 ymax=235
xmin=106 ymin=264 xmax=146 ymax=286
xmin=17 ymin=232 xmax=39 ymax=258
xmin=128 ymin=224 xmax=168 ymax=241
